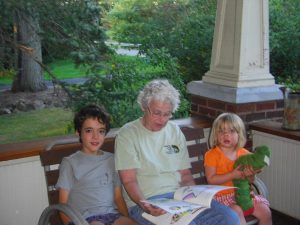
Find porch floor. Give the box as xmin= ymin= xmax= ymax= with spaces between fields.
xmin=272 ymin=209 xmax=300 ymax=225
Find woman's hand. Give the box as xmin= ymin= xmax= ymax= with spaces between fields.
xmin=140 ymin=201 xmax=166 ymax=216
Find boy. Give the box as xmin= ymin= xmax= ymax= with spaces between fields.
xmin=56 ymin=104 xmax=137 ymax=225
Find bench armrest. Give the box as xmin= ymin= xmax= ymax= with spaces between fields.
xmin=38 ymin=203 xmax=89 ymax=225
xmin=252 ymin=176 xmax=268 ymax=199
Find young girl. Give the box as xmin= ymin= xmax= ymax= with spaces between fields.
xmin=204 ymin=112 xmax=272 ymax=225
xmin=56 ymin=104 xmax=138 ymax=225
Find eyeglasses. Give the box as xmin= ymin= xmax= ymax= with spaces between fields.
xmin=147 ymin=107 xmax=173 ymax=119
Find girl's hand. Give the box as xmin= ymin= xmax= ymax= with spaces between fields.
xmin=243 ymin=165 xmax=256 ymax=177
xmin=243 ymin=165 xmax=262 ymax=183
xmin=232 ymin=165 xmax=244 ymax=179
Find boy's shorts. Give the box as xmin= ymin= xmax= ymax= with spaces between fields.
xmin=68 ymin=212 xmax=121 ymax=225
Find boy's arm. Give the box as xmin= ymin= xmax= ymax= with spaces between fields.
xmin=114 ymin=186 xmax=129 ymax=216
xmin=58 ymin=188 xmax=71 ymax=225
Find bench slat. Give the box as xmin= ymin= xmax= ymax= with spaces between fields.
xmin=188 ymin=143 xmax=208 ymax=157
xmin=46 ymin=170 xmax=59 ymax=187
xmin=181 ymin=127 xmax=204 ymax=141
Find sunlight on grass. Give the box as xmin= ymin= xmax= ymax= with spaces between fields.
xmin=0 ymin=55 xmax=157 ymax=86
xmin=0 ymin=107 xmax=74 ymax=144
xmin=0 ymin=59 xmax=88 ymax=86
xmin=0 ymin=78 xmax=12 ymax=85
xmin=45 ymin=59 xmax=88 ymax=80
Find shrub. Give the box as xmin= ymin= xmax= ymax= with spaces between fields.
xmin=69 ymin=50 xmax=190 ymax=128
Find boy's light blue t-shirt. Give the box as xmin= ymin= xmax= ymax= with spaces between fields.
xmin=56 ymin=151 xmax=120 ymax=218
xmin=115 ymin=118 xmax=191 ymax=207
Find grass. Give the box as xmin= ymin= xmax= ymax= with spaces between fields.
xmin=0 ymin=56 xmax=154 ymax=86
xmin=44 ymin=59 xmax=88 ymax=80
xmin=0 ymin=59 xmax=88 ymax=86
xmin=0 ymin=55 xmax=161 ymax=144
xmin=0 ymin=107 xmax=73 ymax=144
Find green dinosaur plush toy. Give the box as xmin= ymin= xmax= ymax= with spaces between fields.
xmin=233 ymin=145 xmax=271 ymax=216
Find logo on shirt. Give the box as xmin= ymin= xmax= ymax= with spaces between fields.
xmin=164 ymin=145 xmax=180 ymax=154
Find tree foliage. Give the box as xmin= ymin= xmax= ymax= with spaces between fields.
xmin=0 ymin=0 xmax=110 ymax=89
xmin=69 ymin=49 xmax=190 ymax=127
xmin=107 ymin=0 xmax=300 ymax=84
xmin=38 ymin=0 xmax=110 ymax=67
xmin=269 ymin=0 xmax=300 ymax=84
xmin=107 ymin=0 xmax=217 ymax=82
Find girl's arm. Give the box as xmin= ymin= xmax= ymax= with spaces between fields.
xmin=205 ymin=165 xmax=244 ymax=185
xmin=58 ymin=188 xmax=71 ymax=225
xmin=114 ymin=186 xmax=129 ymax=217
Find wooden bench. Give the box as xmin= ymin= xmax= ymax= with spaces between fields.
xmin=38 ymin=126 xmax=265 ymax=225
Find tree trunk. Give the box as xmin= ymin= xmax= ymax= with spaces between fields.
xmin=12 ymin=9 xmax=47 ymax=92
xmin=0 ymin=30 xmax=4 ymax=68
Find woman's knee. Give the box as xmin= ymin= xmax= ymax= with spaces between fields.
xmin=211 ymin=200 xmax=240 ymax=225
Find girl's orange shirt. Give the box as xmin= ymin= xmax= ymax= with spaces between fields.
xmin=204 ymin=146 xmax=249 ymax=196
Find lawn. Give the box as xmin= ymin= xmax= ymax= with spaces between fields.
xmin=0 ymin=56 xmax=148 ymax=85
xmin=0 ymin=55 xmax=161 ymax=144
xmin=44 ymin=59 xmax=88 ymax=80
xmin=0 ymin=107 xmax=73 ymax=144
xmin=0 ymin=59 xmax=88 ymax=86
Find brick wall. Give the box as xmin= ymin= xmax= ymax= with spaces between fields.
xmin=190 ymin=95 xmax=284 ymax=123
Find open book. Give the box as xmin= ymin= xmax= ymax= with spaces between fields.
xmin=142 ymin=185 xmax=235 ymax=225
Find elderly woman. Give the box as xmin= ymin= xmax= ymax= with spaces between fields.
xmin=115 ymin=79 xmax=240 ymax=225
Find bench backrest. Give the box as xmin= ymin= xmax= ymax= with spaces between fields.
xmin=40 ymin=127 xmax=208 ymax=206
xmin=180 ymin=127 xmax=208 ymax=185
xmin=40 ymin=126 xmax=259 ymax=225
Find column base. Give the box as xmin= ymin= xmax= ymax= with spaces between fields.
xmin=187 ymin=81 xmax=283 ymax=104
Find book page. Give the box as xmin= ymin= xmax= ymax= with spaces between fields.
xmin=142 ymin=207 xmax=206 ymax=225
xmin=141 ymin=198 xmax=202 ymax=214
xmin=174 ymin=185 xmax=236 ymax=208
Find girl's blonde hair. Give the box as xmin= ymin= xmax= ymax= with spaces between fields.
xmin=209 ymin=112 xmax=246 ymax=150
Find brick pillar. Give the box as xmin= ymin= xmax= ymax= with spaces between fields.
xmin=190 ymin=95 xmax=284 ymax=124
xmin=187 ymin=81 xmax=284 ymax=150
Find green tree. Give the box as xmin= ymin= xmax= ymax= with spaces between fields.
xmin=269 ymin=0 xmax=300 ymax=83
xmin=0 ymin=0 xmax=110 ymax=92
xmin=70 ymin=49 xmax=190 ymax=127
xmin=107 ymin=0 xmax=300 ymax=84
xmin=106 ymin=0 xmax=217 ymax=82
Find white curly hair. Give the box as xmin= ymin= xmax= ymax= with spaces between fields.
xmin=137 ymin=79 xmax=180 ymax=112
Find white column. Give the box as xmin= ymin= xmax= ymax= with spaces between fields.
xmin=203 ymin=0 xmax=275 ymax=88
